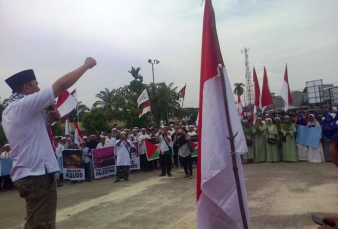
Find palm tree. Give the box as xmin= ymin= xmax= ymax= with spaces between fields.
xmin=128 ymin=67 xmax=143 ymax=82
xmin=234 ymin=82 xmax=245 ymax=96
xmin=94 ymin=88 xmax=116 ymax=111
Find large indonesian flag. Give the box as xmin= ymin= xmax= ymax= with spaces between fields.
xmin=56 ymin=89 xmax=78 ymax=118
xmin=197 ymin=1 xmax=251 ymax=229
xmin=281 ymin=64 xmax=293 ymax=111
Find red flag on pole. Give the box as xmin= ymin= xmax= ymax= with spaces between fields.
xmin=237 ymin=94 xmax=244 ymax=120
xmin=261 ymin=67 xmax=273 ymax=113
xmin=252 ymin=68 xmax=260 ymax=123
xmin=73 ymin=118 xmax=84 ymax=145
xmin=281 ymin=64 xmax=293 ymax=111
xmin=197 ymin=1 xmax=251 ymax=228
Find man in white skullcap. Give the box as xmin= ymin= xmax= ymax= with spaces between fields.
xmin=115 ymin=131 xmax=131 ymax=182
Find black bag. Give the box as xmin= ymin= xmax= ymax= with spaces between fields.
xmin=246 ymin=139 xmax=253 ymax=147
xmin=162 ymin=135 xmax=172 ymax=155
xmin=267 ymin=138 xmax=276 ymax=145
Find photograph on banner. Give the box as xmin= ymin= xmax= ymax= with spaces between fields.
xmin=62 ymin=149 xmax=85 ymax=181
xmin=0 ymin=158 xmax=12 ymax=176
xmin=130 ymin=141 xmax=140 ymax=170
xmin=92 ymin=146 xmax=116 ymax=179
xmin=145 ymin=138 xmax=159 ymax=161
xmin=190 ymin=135 xmax=198 ymax=157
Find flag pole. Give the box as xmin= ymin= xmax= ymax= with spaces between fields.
xmin=219 ymin=66 xmax=249 ymax=229
xmin=210 ymin=3 xmax=248 ymax=227
xmin=179 ymin=84 xmax=186 ymax=120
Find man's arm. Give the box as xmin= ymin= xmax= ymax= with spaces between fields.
xmin=52 ymin=57 xmax=96 ymax=98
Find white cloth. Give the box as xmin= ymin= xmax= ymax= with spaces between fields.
xmin=80 ymin=146 xmax=91 ymax=163
xmin=130 ymin=135 xmax=139 ymax=142
xmin=187 ymin=131 xmax=197 ymax=136
xmin=297 ymin=144 xmax=308 ymax=161
xmin=308 ymin=143 xmax=325 ymax=163
xmin=158 ymin=134 xmax=171 ymax=154
xmin=96 ymin=142 xmax=108 ymax=149
xmin=55 ymin=144 xmax=64 ymax=158
xmin=116 ymin=140 xmax=131 ymax=166
xmin=138 ymin=134 xmax=150 ymax=155
xmin=0 ymin=150 xmax=11 ymax=158
xmin=2 ymin=86 xmax=59 ymax=182
xmin=105 ymin=137 xmax=116 ymax=147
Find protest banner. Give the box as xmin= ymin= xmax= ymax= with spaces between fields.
xmin=0 ymin=158 xmax=12 ymax=176
xmin=130 ymin=141 xmax=140 ymax=170
xmin=296 ymin=125 xmax=322 ymax=148
xmin=92 ymin=146 xmax=116 ymax=179
xmin=62 ymin=149 xmax=85 ymax=180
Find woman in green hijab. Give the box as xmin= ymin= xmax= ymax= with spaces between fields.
xmin=242 ymin=119 xmax=254 ymax=163
xmin=266 ymin=118 xmax=279 ymax=162
xmin=252 ymin=117 xmax=266 ymax=162
xmin=281 ymin=115 xmax=298 ymax=162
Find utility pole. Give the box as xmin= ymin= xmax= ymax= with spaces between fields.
xmin=241 ymin=48 xmax=254 ymax=108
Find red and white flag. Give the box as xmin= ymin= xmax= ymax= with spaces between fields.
xmin=252 ymin=68 xmax=260 ymax=124
xmin=196 ymin=1 xmax=251 ymax=228
xmin=237 ymin=94 xmax=244 ymax=120
xmin=139 ymin=101 xmax=151 ymax=118
xmin=73 ymin=118 xmax=84 ymax=145
xmin=65 ymin=115 xmax=71 ymax=135
xmin=261 ymin=67 xmax=273 ymax=113
xmin=55 ymin=90 xmax=78 ymax=118
xmin=280 ymin=64 xmax=293 ymax=111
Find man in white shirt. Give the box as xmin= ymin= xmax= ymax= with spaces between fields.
xmin=115 ymin=131 xmax=131 ymax=182
xmin=105 ymin=130 xmax=116 ymax=147
xmin=156 ymin=126 xmax=173 ymax=177
xmin=138 ymin=128 xmax=150 ymax=172
xmin=187 ymin=125 xmax=196 ymax=136
xmin=96 ymin=135 xmax=108 ymax=149
xmin=2 ymin=57 xmax=96 ymax=228
xmin=80 ymin=141 xmax=92 ymax=182
xmin=130 ymin=129 xmax=139 ymax=142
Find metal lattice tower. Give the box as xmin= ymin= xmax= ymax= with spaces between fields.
xmin=242 ymin=47 xmax=254 ymax=106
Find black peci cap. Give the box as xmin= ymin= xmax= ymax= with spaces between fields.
xmin=5 ymin=69 xmax=36 ymax=92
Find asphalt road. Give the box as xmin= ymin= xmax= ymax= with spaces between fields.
xmin=1 ymin=162 xmax=337 ymax=229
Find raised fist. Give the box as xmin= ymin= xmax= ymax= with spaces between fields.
xmin=84 ymin=57 xmax=96 ymax=69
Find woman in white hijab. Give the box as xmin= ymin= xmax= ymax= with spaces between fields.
xmin=307 ymin=114 xmax=324 ymax=163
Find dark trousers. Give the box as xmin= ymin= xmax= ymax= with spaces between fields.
xmin=172 ymin=147 xmax=179 ymax=166
xmin=181 ymin=155 xmax=193 ymax=175
xmin=159 ymin=154 xmax=172 ymax=175
xmin=140 ymin=154 xmax=149 ymax=171
xmin=14 ymin=173 xmax=57 ymax=229
xmin=84 ymin=162 xmax=91 ymax=180
xmin=2 ymin=175 xmax=13 ymax=190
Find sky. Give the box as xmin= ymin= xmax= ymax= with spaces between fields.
xmin=1 ymin=0 xmax=337 ymax=109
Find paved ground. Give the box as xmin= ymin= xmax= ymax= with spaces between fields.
xmin=0 ymin=162 xmax=337 ymax=229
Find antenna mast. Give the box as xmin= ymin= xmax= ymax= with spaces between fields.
xmin=242 ymin=47 xmax=253 ymax=107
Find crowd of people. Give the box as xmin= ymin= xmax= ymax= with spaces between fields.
xmin=241 ymin=108 xmax=338 ymax=164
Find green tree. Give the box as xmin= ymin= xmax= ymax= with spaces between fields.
xmin=234 ymin=82 xmax=245 ymax=96
xmin=94 ymin=88 xmax=116 ymax=111
xmin=51 ymin=123 xmax=65 ymax=137
xmin=82 ymin=108 xmax=110 ymax=133
xmin=190 ymin=110 xmax=198 ymax=122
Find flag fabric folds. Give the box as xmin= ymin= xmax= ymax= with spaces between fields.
xmin=73 ymin=118 xmax=84 ymax=145
xmin=65 ymin=115 xmax=71 ymax=135
xmin=261 ymin=67 xmax=273 ymax=113
xmin=137 ymin=89 xmax=149 ymax=107
xmin=145 ymin=139 xmax=159 ymax=161
xmin=55 ymin=90 xmax=78 ymax=118
xmin=237 ymin=94 xmax=244 ymax=120
xmin=197 ymin=1 xmax=251 ymax=228
xmin=139 ymin=101 xmax=151 ymax=118
xmin=252 ymin=68 xmax=261 ymax=124
xmin=176 ymin=85 xmax=186 ymax=103
xmin=281 ymin=64 xmax=293 ymax=111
